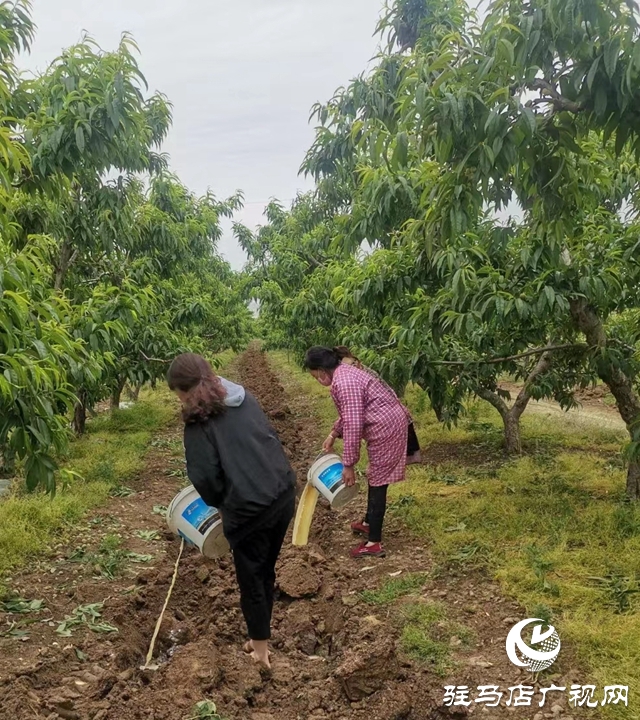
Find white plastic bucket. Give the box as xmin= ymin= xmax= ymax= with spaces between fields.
xmin=307 ymin=452 xmax=358 ymax=509
xmin=166 ymin=486 xmax=230 ymax=559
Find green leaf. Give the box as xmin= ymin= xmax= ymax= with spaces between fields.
xmin=615 ymin=124 xmax=629 ymax=156
xmin=515 ymin=298 xmax=528 ymax=318
xmin=603 ymin=40 xmax=619 ymax=79
xmin=521 ymin=108 xmax=537 ymax=136
xmin=594 ymin=85 xmax=608 ymax=118
xmin=416 ymin=83 xmax=426 ymax=114
xmin=586 ymin=56 xmax=600 ymax=91
xmin=484 ymin=109 xmax=500 ymax=136
xmin=499 ymin=38 xmax=515 ymax=67
xmin=543 ymin=286 xmax=555 ymax=309
xmin=75 ymin=125 xmax=85 ymax=153
xmin=394 ymin=132 xmax=409 ymax=168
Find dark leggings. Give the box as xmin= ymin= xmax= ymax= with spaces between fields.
xmin=407 ymin=422 xmax=420 ymax=455
xmin=363 ymin=484 xmax=389 ymax=543
xmin=232 ymin=497 xmax=295 ymax=640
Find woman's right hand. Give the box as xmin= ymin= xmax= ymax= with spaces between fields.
xmin=322 ymin=433 xmax=335 ymax=453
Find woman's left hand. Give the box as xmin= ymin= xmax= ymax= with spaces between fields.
xmin=322 ymin=433 xmax=336 ymax=453
xmin=342 ymin=466 xmax=356 ymax=486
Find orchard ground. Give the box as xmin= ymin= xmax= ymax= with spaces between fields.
xmin=0 ymin=347 xmax=635 ymax=719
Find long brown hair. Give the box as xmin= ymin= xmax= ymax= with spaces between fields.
xmin=167 ymin=353 xmax=226 ymax=423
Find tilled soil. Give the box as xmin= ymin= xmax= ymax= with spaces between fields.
xmin=0 ymin=348 xmax=584 ymax=720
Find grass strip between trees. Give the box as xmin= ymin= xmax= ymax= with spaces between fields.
xmin=0 ymin=349 xmax=235 ymax=594
xmin=0 ymin=386 xmax=176 ymax=594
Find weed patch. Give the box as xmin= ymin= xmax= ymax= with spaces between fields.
xmin=186 ymin=700 xmax=225 ymax=720
xmin=56 ymin=602 xmax=118 ymax=637
xmin=399 ymin=601 xmax=475 ymax=676
xmin=68 ymin=534 xmax=153 ymax=579
xmin=360 ymin=573 xmax=428 ymax=605
xmin=135 ymin=529 xmax=161 ymax=542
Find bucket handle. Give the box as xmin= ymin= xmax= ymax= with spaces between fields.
xmin=314 ymin=450 xmax=328 ymax=462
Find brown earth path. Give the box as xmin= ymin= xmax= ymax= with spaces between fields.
xmin=0 ymin=348 xmax=586 ymax=720
xmin=499 ymin=382 xmax=626 ymax=432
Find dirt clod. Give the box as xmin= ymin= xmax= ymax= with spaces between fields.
xmin=195 ymin=566 xmax=210 ymax=583
xmin=277 ymin=557 xmax=321 ymax=597
xmin=334 ymin=639 xmax=399 ymax=701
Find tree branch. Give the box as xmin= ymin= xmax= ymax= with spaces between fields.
xmin=431 ymin=343 xmax=588 ymax=367
xmin=140 ymin=351 xmax=171 ymax=365
xmin=79 ymin=272 xmax=112 ymax=286
xmin=512 ymin=349 xmax=554 ymax=416
xmin=374 ymin=340 xmax=397 ymax=351
xmin=475 ymin=387 xmax=509 ymax=418
xmin=304 ymin=253 xmax=326 ymax=269
xmin=528 ymin=79 xmax=583 ymax=113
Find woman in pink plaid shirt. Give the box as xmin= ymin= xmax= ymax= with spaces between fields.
xmin=305 ymin=346 xmax=412 ymax=558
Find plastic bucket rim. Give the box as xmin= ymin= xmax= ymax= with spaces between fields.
xmin=307 ymin=452 xmax=342 ymax=482
xmin=166 ymin=485 xmax=229 ymax=559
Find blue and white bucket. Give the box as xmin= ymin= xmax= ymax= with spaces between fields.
xmin=307 ymin=452 xmax=358 ymax=509
xmin=166 ymin=486 xmax=230 ymax=559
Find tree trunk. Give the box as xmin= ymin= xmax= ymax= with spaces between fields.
xmin=432 ymin=402 xmax=445 ymax=423
xmin=476 ymin=387 xmax=523 ymax=453
xmin=476 ymin=350 xmax=554 ymax=455
xmin=54 ymin=240 xmax=77 ymax=291
xmin=126 ymin=384 xmax=142 ymax=402
xmin=503 ymin=412 xmax=522 ymax=454
xmin=0 ymin=445 xmax=16 ymax=478
xmin=570 ymin=298 xmax=640 ymax=499
xmin=110 ymin=378 xmax=126 ymax=411
xmin=627 ymin=460 xmax=640 ymax=500
xmin=72 ymin=400 xmax=87 ymax=435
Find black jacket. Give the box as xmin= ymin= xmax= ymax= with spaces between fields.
xmin=183 ymin=390 xmax=296 ymax=547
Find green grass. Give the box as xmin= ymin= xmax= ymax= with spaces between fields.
xmin=360 ymin=572 xmax=428 ymax=605
xmin=268 ymin=351 xmax=638 ymax=718
xmin=397 ymin=404 xmax=638 ymax=717
xmin=0 ymin=386 xmax=176 ymax=591
xmin=400 ymin=601 xmax=475 ymax=676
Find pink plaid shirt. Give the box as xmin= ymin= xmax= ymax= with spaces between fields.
xmin=330 ymin=364 xmax=409 ymax=486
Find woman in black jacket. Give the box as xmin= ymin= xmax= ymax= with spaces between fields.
xmin=167 ymin=353 xmax=296 ymax=669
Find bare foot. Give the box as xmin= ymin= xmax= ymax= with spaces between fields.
xmin=249 ymin=639 xmax=271 ymax=670
xmin=243 ymin=639 xmax=272 ymax=669
xmin=250 ymin=649 xmax=271 ymax=670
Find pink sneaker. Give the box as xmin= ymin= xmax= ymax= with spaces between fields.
xmin=406 ymin=451 xmax=422 ymax=465
xmin=350 ymin=542 xmax=386 ymax=559
xmin=350 ymin=520 xmax=370 ymax=537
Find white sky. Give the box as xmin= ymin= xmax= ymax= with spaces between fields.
xmin=22 ymin=0 xmax=384 ymax=269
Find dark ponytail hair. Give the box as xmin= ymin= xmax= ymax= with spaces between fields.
xmin=304 ymin=345 xmax=364 ymax=371
xmin=304 ymin=346 xmax=341 ymax=371
xmin=333 ymin=346 xmax=363 ymax=367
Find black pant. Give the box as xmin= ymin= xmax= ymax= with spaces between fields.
xmin=232 ymin=498 xmax=294 ymax=641
xmin=407 ymin=422 xmax=420 ymax=455
xmin=363 ymin=484 xmax=388 ymax=543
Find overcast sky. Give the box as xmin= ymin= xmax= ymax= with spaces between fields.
xmin=22 ymin=0 xmax=385 ymax=269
